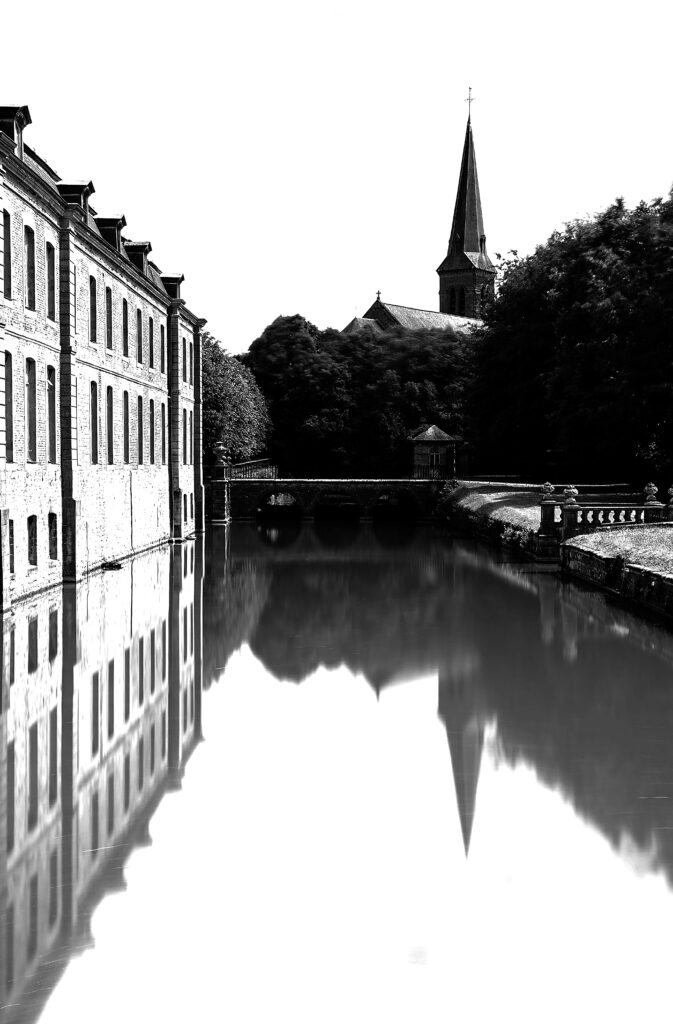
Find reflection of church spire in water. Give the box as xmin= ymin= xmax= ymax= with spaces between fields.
xmin=438 ymin=653 xmax=486 ymax=856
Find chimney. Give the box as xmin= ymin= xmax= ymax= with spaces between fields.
xmin=0 ymin=106 xmax=32 ymax=159
xmin=95 ymin=216 xmax=127 ymax=253
xmin=124 ymin=241 xmax=152 ymax=276
xmin=161 ymin=274 xmax=185 ymax=300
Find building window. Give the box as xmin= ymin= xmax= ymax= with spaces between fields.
xmin=8 ymin=519 xmax=13 ymax=573
xmin=123 ymin=391 xmax=129 ymax=463
xmin=160 ymin=324 xmax=165 ymax=373
xmin=5 ymin=351 xmax=13 ymax=462
xmin=108 ymin=658 xmax=115 ymax=739
xmin=161 ymin=710 xmax=167 ymax=760
xmin=189 ymin=411 xmax=193 ymax=464
xmin=137 ymin=396 xmax=143 ymax=464
xmin=161 ymin=403 xmax=166 ymax=464
xmin=91 ymin=791 xmax=99 ymax=858
xmin=28 ymin=722 xmax=38 ymax=830
xmin=25 ymin=357 xmax=36 ymax=462
xmin=49 ymin=851 xmax=58 ymax=927
xmin=46 ymin=243 xmax=55 ymax=320
xmin=137 ymin=309 xmax=143 ymax=363
xmin=182 ymin=337 xmax=187 ymax=382
xmin=27 ymin=515 xmax=37 ymax=566
xmin=139 ymin=636 xmax=144 ymax=705
xmin=24 ymin=226 xmax=35 ymax=310
xmin=189 ymin=342 xmax=193 ymax=384
xmin=107 ymin=773 xmax=114 ymax=836
xmin=106 ymin=287 xmax=113 ymax=349
xmin=28 ymin=875 xmax=38 ymax=961
xmin=107 ymin=386 xmax=114 ymax=464
xmin=73 ymin=264 xmax=77 ymax=333
xmin=150 ymin=724 xmax=155 ymax=776
xmin=149 ymin=398 xmax=155 ymax=464
xmin=47 ymin=365 xmax=57 ymax=463
xmin=49 ymin=706 xmax=58 ymax=806
xmin=49 ymin=608 xmax=57 ymax=661
xmin=150 ymin=629 xmax=156 ymax=694
xmin=7 ymin=740 xmax=15 ymax=853
xmin=183 ymin=493 xmax=188 ymax=524
xmin=89 ymin=276 xmax=97 ymax=343
xmin=28 ymin=615 xmax=38 ymax=671
xmin=458 ymin=287 xmax=466 ymax=315
xmin=149 ymin=317 xmax=154 ymax=368
xmin=48 ymin=512 xmax=57 ymax=559
xmin=124 ymin=647 xmax=130 ymax=721
xmin=122 ymin=299 xmax=129 ymax=356
xmin=90 ymin=381 xmax=98 ymax=464
xmin=138 ymin=737 xmax=144 ymax=792
xmin=2 ymin=210 xmax=10 ymax=299
xmin=183 ymin=685 xmax=188 ymax=732
xmin=190 ymin=493 xmax=194 ymax=520
xmin=124 ymin=753 xmax=130 ymax=812
xmin=183 ymin=409 xmax=187 ymax=465
xmin=92 ymin=672 xmax=99 ymax=755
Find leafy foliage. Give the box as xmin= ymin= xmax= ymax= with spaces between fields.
xmin=202 ymin=331 xmax=270 ymax=463
xmin=471 ymin=196 xmax=673 ymax=479
xmin=244 ymin=315 xmax=472 ymax=476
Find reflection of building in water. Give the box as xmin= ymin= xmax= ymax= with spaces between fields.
xmin=438 ymin=654 xmax=487 ymax=856
xmin=0 ymin=538 xmax=203 ymax=1023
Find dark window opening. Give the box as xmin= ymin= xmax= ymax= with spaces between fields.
xmin=137 ymin=396 xmax=143 ymax=464
xmin=137 ymin=309 xmax=143 ymax=363
xmin=89 ymin=275 xmax=97 ymax=343
xmin=49 ymin=608 xmax=57 ymax=660
xmin=24 ymin=226 xmax=35 ymax=310
xmin=107 ymin=385 xmax=114 ymax=464
xmin=91 ymin=790 xmax=99 ymax=858
xmin=3 ymin=210 xmax=11 ymax=299
xmin=5 ymin=352 xmax=13 ymax=462
xmin=189 ymin=341 xmax=193 ymax=384
xmin=162 ymin=621 xmax=167 ymax=680
xmin=28 ymin=614 xmax=38 ymax=670
xmin=124 ymin=753 xmax=130 ymax=812
xmin=138 ymin=637 xmax=144 ymax=704
xmin=123 ymin=391 xmax=129 ymax=464
xmin=160 ymin=324 xmax=165 ymax=373
xmin=8 ymin=519 xmax=14 ymax=573
xmin=149 ymin=398 xmax=155 ymax=464
xmin=124 ymin=647 xmax=130 ymax=721
xmin=122 ymin=299 xmax=129 ymax=356
xmin=161 ymin=403 xmax=166 ymax=464
xmin=26 ymin=357 xmax=36 ymax=462
xmin=106 ymin=287 xmax=113 ymax=349
xmin=108 ymin=658 xmax=115 ymax=739
xmin=161 ymin=710 xmax=167 ymax=759
xmin=150 ymin=629 xmax=156 ymax=693
xmin=47 ymin=365 xmax=56 ymax=463
xmin=92 ymin=672 xmax=99 ymax=756
xmin=46 ymin=243 xmax=55 ymax=320
xmin=107 ymin=773 xmax=114 ymax=836
xmin=48 ymin=512 xmax=57 ymax=560
xmin=149 ymin=317 xmax=154 ymax=368
xmin=138 ymin=737 xmax=144 ymax=792
xmin=182 ymin=336 xmax=187 ymax=382
xmin=150 ymin=724 xmax=155 ymax=776
xmin=90 ymin=381 xmax=98 ymax=464
xmin=28 ymin=722 xmax=38 ymax=831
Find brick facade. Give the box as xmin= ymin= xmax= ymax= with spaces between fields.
xmin=0 ymin=106 xmax=206 ymax=608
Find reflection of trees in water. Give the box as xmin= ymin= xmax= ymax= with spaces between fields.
xmin=233 ymin=524 xmax=673 ymax=882
xmin=203 ymin=561 xmax=272 ymax=687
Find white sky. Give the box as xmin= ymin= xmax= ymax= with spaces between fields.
xmin=4 ymin=0 xmax=673 ymax=351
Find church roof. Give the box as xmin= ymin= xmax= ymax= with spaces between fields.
xmin=411 ymin=424 xmax=456 ymax=443
xmin=342 ymin=316 xmax=383 ymax=335
xmin=438 ymin=117 xmax=494 ymax=274
xmin=358 ymin=298 xmax=479 ymax=333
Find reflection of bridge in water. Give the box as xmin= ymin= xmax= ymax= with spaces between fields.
xmin=209 ymin=522 xmax=673 ymax=877
xmin=225 ymin=478 xmax=444 ymax=520
xmin=0 ymin=540 xmax=203 ymax=1024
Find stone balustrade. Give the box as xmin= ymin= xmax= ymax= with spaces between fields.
xmin=539 ymin=483 xmax=672 ymax=540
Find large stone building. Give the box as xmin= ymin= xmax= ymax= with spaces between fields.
xmin=0 ymin=105 xmax=205 ymax=609
xmin=344 ymin=113 xmax=495 ymax=334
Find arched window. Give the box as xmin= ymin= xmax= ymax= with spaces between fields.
xmin=106 ymin=386 xmax=114 ymax=464
xmin=136 ymin=309 xmax=143 ymax=363
xmin=458 ymin=287 xmax=466 ymax=315
xmin=46 ymin=243 xmax=55 ymax=320
xmin=5 ymin=351 xmax=13 ymax=462
xmin=47 ymin=366 xmax=56 ymax=463
xmin=90 ymin=381 xmax=98 ymax=464
xmin=89 ymin=276 xmax=97 ymax=343
xmin=449 ymin=288 xmax=456 ymax=313
xmin=26 ymin=358 xmax=36 ymax=462
xmin=137 ymin=395 xmax=143 ymax=464
xmin=106 ymin=288 xmax=112 ymax=349
xmin=3 ymin=210 xmax=11 ymax=299
xmin=24 ymin=226 xmax=35 ymax=310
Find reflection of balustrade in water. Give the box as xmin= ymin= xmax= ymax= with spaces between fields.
xmin=0 ymin=538 xmax=203 ymax=1024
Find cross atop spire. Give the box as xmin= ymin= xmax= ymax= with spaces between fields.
xmin=465 ymin=86 xmax=474 ymax=124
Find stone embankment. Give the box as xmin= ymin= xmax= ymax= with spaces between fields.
xmin=444 ymin=481 xmax=673 ymax=623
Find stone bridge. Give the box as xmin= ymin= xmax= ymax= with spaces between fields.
xmin=210 ymin=478 xmax=444 ymax=521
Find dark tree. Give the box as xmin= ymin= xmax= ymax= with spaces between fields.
xmin=201 ymin=331 xmax=270 ymax=463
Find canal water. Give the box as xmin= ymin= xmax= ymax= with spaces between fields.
xmin=3 ymin=522 xmax=673 ymax=1023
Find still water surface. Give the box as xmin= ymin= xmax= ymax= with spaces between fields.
xmin=4 ymin=523 xmax=673 ymax=1022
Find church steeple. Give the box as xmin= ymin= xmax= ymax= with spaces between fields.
xmin=437 ymin=114 xmax=496 ymax=319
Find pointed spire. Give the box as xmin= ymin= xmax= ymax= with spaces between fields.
xmin=446 ymin=718 xmax=484 ymax=855
xmin=447 ymin=118 xmax=489 ymax=260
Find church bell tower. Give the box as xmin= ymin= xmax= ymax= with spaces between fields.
xmin=437 ymin=108 xmax=495 ymax=319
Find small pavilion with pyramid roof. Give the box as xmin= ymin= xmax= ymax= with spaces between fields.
xmin=411 ymin=424 xmax=458 ymax=478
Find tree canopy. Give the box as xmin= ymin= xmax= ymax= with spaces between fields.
xmin=243 ymin=315 xmax=472 ymax=477
xmin=471 ymin=195 xmax=673 ymax=479
xmin=201 ymin=331 xmax=270 ymax=463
